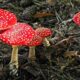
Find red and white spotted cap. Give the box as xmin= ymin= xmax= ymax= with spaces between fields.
xmin=27 ymin=34 xmax=43 ymax=46
xmin=0 ymin=8 xmax=17 ymax=30
xmin=0 ymin=23 xmax=35 ymax=45
xmin=73 ymin=12 xmax=80 ymax=26
xmin=35 ymin=27 xmax=52 ymax=38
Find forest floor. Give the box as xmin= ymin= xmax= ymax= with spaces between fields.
xmin=0 ymin=0 xmax=80 ymax=80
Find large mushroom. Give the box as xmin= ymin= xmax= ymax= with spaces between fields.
xmin=0 ymin=8 xmax=17 ymax=30
xmin=35 ymin=27 xmax=52 ymax=46
xmin=27 ymin=34 xmax=43 ymax=62
xmin=73 ymin=12 xmax=80 ymax=26
xmin=0 ymin=23 xmax=35 ymax=74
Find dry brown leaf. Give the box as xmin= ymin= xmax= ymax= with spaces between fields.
xmin=47 ymin=0 xmax=52 ymax=4
xmin=46 ymin=0 xmax=56 ymax=5
xmin=64 ymin=51 xmax=80 ymax=58
xmin=34 ymin=12 xmax=53 ymax=18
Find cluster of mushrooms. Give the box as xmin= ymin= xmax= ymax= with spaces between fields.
xmin=0 ymin=8 xmax=52 ymax=73
xmin=0 ymin=8 xmax=79 ymax=74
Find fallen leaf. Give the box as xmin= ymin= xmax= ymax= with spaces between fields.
xmin=64 ymin=51 xmax=80 ymax=58
xmin=47 ymin=0 xmax=56 ymax=5
xmin=34 ymin=12 xmax=53 ymax=18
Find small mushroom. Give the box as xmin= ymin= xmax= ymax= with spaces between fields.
xmin=35 ymin=27 xmax=52 ymax=46
xmin=0 ymin=23 xmax=35 ymax=74
xmin=0 ymin=8 xmax=17 ymax=30
xmin=73 ymin=12 xmax=80 ymax=26
xmin=27 ymin=34 xmax=43 ymax=62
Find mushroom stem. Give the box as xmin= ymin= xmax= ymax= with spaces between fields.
xmin=43 ymin=38 xmax=50 ymax=46
xmin=28 ymin=46 xmax=36 ymax=62
xmin=10 ymin=45 xmax=18 ymax=69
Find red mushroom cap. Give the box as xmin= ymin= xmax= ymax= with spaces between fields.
xmin=27 ymin=34 xmax=43 ymax=46
xmin=35 ymin=27 xmax=52 ymax=38
xmin=0 ymin=8 xmax=17 ymax=30
xmin=0 ymin=23 xmax=35 ymax=45
xmin=73 ymin=12 xmax=80 ymax=26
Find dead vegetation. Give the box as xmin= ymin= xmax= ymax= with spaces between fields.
xmin=0 ymin=0 xmax=80 ymax=80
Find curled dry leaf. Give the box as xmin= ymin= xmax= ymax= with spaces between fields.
xmin=64 ymin=51 xmax=80 ymax=58
xmin=34 ymin=12 xmax=53 ymax=18
xmin=46 ymin=0 xmax=56 ymax=5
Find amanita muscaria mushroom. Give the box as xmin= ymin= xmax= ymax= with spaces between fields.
xmin=0 ymin=23 xmax=35 ymax=73
xmin=73 ymin=12 xmax=80 ymax=26
xmin=35 ymin=27 xmax=52 ymax=46
xmin=27 ymin=34 xmax=43 ymax=62
xmin=0 ymin=8 xmax=17 ymax=30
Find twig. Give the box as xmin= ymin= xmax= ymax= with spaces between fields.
xmin=62 ymin=19 xmax=72 ymax=24
xmin=52 ymin=28 xmax=64 ymax=37
xmin=55 ymin=36 xmax=72 ymax=46
xmin=67 ymin=32 xmax=80 ymax=36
